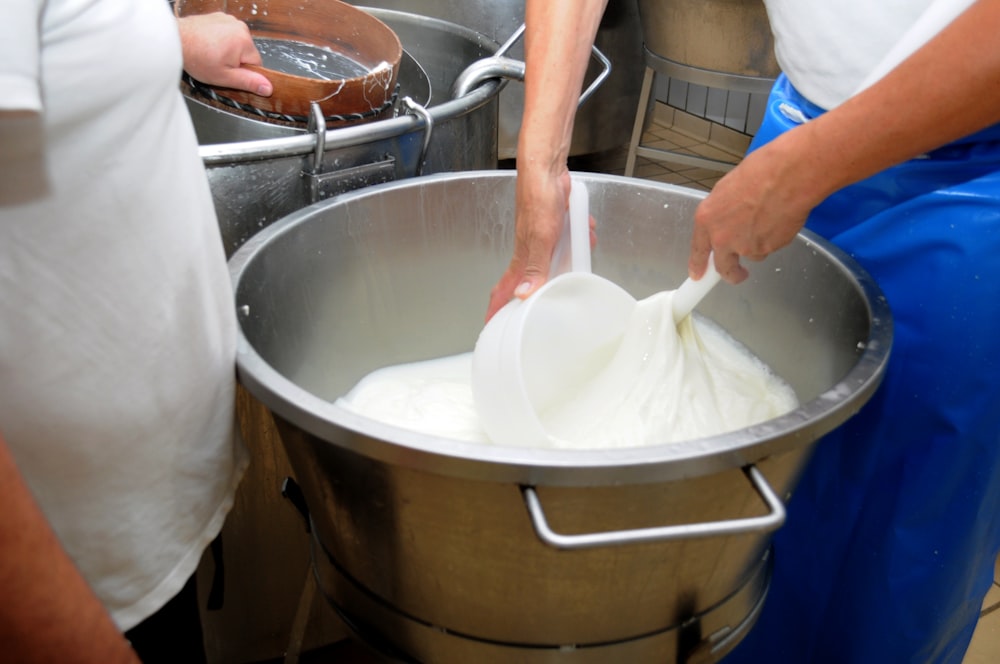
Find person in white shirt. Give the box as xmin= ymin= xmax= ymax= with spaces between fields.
xmin=488 ymin=1 xmax=1000 ymax=661
xmin=0 ymin=1 xmax=271 ymax=661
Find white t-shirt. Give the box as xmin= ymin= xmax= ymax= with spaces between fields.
xmin=764 ymin=0 xmax=977 ymax=109
xmin=0 ymin=0 xmax=248 ymax=630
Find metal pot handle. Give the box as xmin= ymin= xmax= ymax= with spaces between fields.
xmin=401 ymin=96 xmax=434 ymax=176
xmin=450 ymin=23 xmax=611 ymax=107
xmin=521 ymin=465 xmax=786 ymax=550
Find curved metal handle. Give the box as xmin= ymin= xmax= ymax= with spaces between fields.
xmin=401 ymin=96 xmax=433 ymax=176
xmin=580 ymin=43 xmax=612 ymax=106
xmin=306 ymin=101 xmax=327 ymax=174
xmin=522 ymin=465 xmax=786 ymax=550
xmin=450 ymin=23 xmax=611 ymax=107
xmin=450 ymin=56 xmax=525 ymax=100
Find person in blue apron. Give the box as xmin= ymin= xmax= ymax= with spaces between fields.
xmin=487 ymin=1 xmax=1000 ymax=661
xmin=719 ymin=71 xmax=1000 ymax=664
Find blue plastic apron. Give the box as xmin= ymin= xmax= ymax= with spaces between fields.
xmin=724 ymin=75 xmax=1000 ymax=663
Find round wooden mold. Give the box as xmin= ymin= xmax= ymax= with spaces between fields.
xmin=175 ymin=0 xmax=403 ymax=122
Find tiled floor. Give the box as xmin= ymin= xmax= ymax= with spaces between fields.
xmin=279 ymin=108 xmax=1000 ymax=664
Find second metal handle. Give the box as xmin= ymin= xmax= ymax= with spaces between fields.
xmin=522 ymin=465 xmax=786 ymax=550
xmin=450 ymin=23 xmax=611 ymax=106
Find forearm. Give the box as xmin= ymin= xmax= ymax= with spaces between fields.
xmin=0 ymin=433 xmax=139 ymax=664
xmin=485 ymin=0 xmax=608 ymax=318
xmin=776 ymin=0 xmax=1000 ymax=208
xmin=517 ymin=0 xmax=608 ymax=176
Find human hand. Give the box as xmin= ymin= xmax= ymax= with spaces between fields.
xmin=485 ymin=169 xmax=597 ymax=321
xmin=688 ymin=131 xmax=818 ymax=283
xmin=177 ymin=13 xmax=273 ymax=96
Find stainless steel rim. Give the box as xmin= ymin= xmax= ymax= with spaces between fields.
xmin=230 ymin=170 xmax=893 ymax=486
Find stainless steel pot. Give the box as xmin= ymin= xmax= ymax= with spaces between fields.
xmin=228 ymin=171 xmax=891 ymax=662
xmin=348 ymin=0 xmax=645 ymax=159
xmin=190 ymin=8 xmax=503 ymax=257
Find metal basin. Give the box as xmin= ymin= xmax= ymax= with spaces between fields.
xmin=229 ymin=171 xmax=891 ymax=662
xmin=191 ymin=8 xmax=503 ymax=257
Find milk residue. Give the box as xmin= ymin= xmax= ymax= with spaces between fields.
xmin=337 ymin=291 xmax=798 ymax=449
xmin=253 ymin=37 xmax=368 ymax=80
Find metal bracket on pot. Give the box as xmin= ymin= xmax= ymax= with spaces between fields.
xmin=450 ymin=23 xmax=612 ymax=107
xmin=401 ymin=96 xmax=433 ymax=177
xmin=307 ymin=101 xmax=327 ymax=175
xmin=521 ymin=465 xmax=786 ymax=550
xmin=303 ymin=102 xmax=398 ymax=202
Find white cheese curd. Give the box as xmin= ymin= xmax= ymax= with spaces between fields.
xmin=337 ymin=291 xmax=798 ymax=449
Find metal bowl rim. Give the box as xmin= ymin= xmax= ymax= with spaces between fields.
xmin=229 ymin=170 xmax=893 ymax=485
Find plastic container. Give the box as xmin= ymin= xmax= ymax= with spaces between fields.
xmin=471 ymin=179 xmax=722 ymax=447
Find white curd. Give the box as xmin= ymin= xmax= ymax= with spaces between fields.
xmin=337 ymin=291 xmax=798 ymax=449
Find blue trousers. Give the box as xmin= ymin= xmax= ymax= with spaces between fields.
xmin=725 ymin=75 xmax=1000 ymax=663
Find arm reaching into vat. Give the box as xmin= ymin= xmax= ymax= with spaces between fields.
xmin=688 ymin=0 xmax=1000 ymax=283
xmin=485 ymin=0 xmax=1000 ymax=660
xmin=177 ymin=12 xmax=273 ymax=96
xmin=0 ymin=432 xmax=140 ymax=664
xmin=489 ymin=0 xmax=1000 ymax=307
xmin=485 ymin=0 xmax=607 ymax=321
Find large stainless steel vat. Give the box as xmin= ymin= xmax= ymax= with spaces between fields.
xmin=228 ymin=171 xmax=891 ymax=662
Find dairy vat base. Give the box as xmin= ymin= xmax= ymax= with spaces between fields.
xmin=281 ymin=426 xmax=809 ymax=664
xmin=227 ymin=171 xmax=891 ymax=663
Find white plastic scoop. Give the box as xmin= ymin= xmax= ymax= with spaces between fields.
xmin=471 ymin=178 xmax=721 ymax=448
xmin=472 ymin=179 xmax=618 ymax=447
xmin=671 ymin=255 xmax=721 ymax=323
xmin=549 ymin=175 xmax=592 ymax=275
